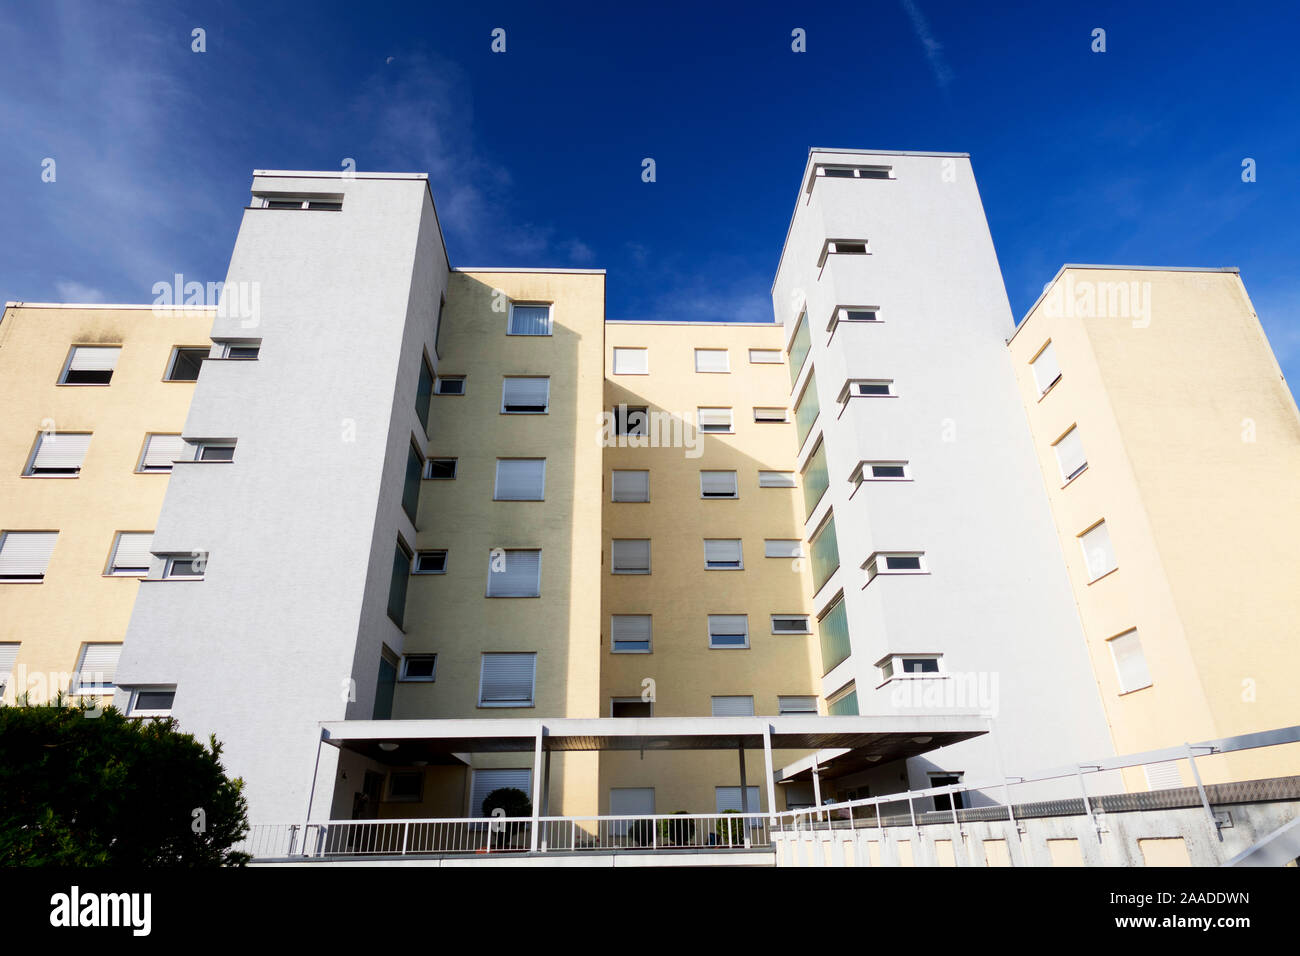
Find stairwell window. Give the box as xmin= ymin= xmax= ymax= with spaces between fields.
xmin=809 ymin=513 xmax=839 ymax=592
xmin=1031 ymin=341 xmax=1062 ymax=396
xmin=106 ymin=532 xmax=153 ymax=576
xmin=787 ymin=311 xmax=811 ymax=388
xmin=501 ymin=377 xmax=550 ymax=414
xmin=1108 ymin=628 xmax=1153 ymax=694
xmin=59 ymin=346 xmax=120 ymax=385
xmin=0 ymin=531 xmax=58 ymax=582
xmin=708 ymin=615 xmax=749 ymax=649
xmin=700 ymin=470 xmax=738 ymax=498
xmin=704 ymin=539 xmax=743 ymax=570
xmin=794 ymin=372 xmax=820 ymax=449
xmin=611 ymin=615 xmax=652 ymax=653
xmin=486 ymin=548 xmax=542 ymax=597
xmin=1053 ymin=425 xmax=1088 ymax=483
xmin=478 ymin=652 xmax=537 ymax=707
xmin=1079 ymin=520 xmax=1117 ymax=581
xmin=24 ymin=432 xmax=91 ymax=476
xmin=165 ymin=347 xmax=207 ymax=382
xmin=507 ymin=303 xmax=552 ymax=336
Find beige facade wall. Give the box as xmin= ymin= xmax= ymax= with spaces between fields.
xmin=1008 ymin=268 xmax=1300 ymax=786
xmin=0 ymin=304 xmax=211 ymax=705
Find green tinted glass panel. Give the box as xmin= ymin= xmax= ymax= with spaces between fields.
xmin=416 ymin=358 xmax=434 ymax=432
xmin=788 ymin=313 xmax=811 ymax=389
xmin=402 ymin=444 xmax=422 ymax=521
xmin=801 ymin=440 xmax=829 ymax=516
xmin=818 ymin=595 xmax=851 ymax=674
xmin=810 ymin=514 xmax=839 ymax=592
xmin=387 ymin=543 xmax=411 ymax=627
xmin=828 ymin=689 xmax=858 ymax=716
xmin=794 ymin=370 xmax=820 ymax=449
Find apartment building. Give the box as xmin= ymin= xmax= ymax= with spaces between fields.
xmin=1008 ymin=265 xmax=1300 ymax=788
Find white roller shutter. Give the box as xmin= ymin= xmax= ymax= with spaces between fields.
xmin=764 ymin=539 xmax=802 ymax=558
xmin=707 ymin=615 xmax=748 ymax=647
xmin=494 ymin=459 xmax=546 ymax=500
xmin=141 ymin=434 xmax=191 ymax=470
xmin=478 ymin=653 xmax=536 ymax=705
xmin=30 ymin=433 xmax=91 ymax=472
xmin=715 ymin=786 xmax=762 ymax=813
xmin=700 ymin=471 xmax=738 ymax=497
xmin=758 ymin=471 xmax=796 ymax=488
xmin=1080 ymin=521 xmax=1117 ymax=580
xmin=704 ymin=539 xmax=742 ymax=567
xmin=75 ymin=644 xmax=122 ymax=691
xmin=1109 ymin=629 xmax=1152 ymax=693
xmin=1054 ymin=426 xmax=1087 ymax=481
xmin=109 ymin=532 xmax=154 ymax=574
xmin=1031 ymin=342 xmax=1062 ymax=393
xmin=612 ymin=348 xmax=648 ymax=374
xmin=1144 ymin=762 xmax=1183 ymax=790
xmin=609 ymin=788 xmax=655 ymax=816
xmin=778 ymin=696 xmax=818 ymax=715
xmin=694 ymin=349 xmax=729 ymax=373
xmin=0 ymin=644 xmax=19 ymax=690
xmin=610 ymin=539 xmax=650 ymax=573
xmin=753 ymin=407 xmax=788 ymax=422
xmin=486 ymin=549 xmax=541 ymax=597
xmin=697 ymin=407 xmax=732 ymax=431
xmin=68 ymin=346 xmax=121 ymax=371
xmin=471 ymin=768 xmax=532 ymax=817
xmin=710 ymin=696 xmax=754 ymax=717
xmin=748 ymin=349 xmax=782 ymax=364
xmin=611 ymin=615 xmax=652 ymax=651
xmin=501 ymin=377 xmax=549 ymax=412
xmin=0 ymin=532 xmax=58 ymax=578
xmin=611 ymin=470 xmax=649 ymax=502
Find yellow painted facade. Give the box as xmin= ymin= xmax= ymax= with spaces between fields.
xmin=0 ymin=303 xmax=213 ymax=705
xmin=1008 ymin=268 xmax=1300 ymax=787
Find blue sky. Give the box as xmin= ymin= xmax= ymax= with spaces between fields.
xmin=1 ymin=0 xmax=1297 ymax=389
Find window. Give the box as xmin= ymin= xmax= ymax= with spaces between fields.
xmin=138 ymin=434 xmax=190 ymax=473
xmin=787 ymin=311 xmax=811 ymax=388
xmin=1079 ymin=520 xmax=1117 ymax=581
xmin=612 ymin=347 xmax=648 ymax=374
xmin=770 ymin=614 xmax=811 ymax=634
xmin=501 ymin=377 xmax=550 ymax=413
xmin=840 ymin=379 xmax=895 ymax=404
xmin=478 ymin=653 xmax=536 ymax=707
xmin=401 ymin=654 xmax=437 ymax=681
xmin=71 ymin=644 xmax=121 ymax=696
xmin=165 ymin=347 xmax=207 ymax=382
xmin=827 ymin=306 xmax=881 ymax=332
xmin=388 ymin=540 xmax=411 ymax=626
xmin=611 ymin=615 xmax=652 ymax=653
xmin=611 ymin=698 xmax=652 ymax=718
xmin=1108 ymin=629 xmax=1152 ymax=693
xmin=817 ymin=239 xmax=870 ymax=267
xmin=764 ymin=540 xmax=803 ymax=560
xmin=753 ymin=407 xmax=789 ymax=423
xmin=694 ymin=349 xmax=730 ymax=373
xmin=434 ymin=292 xmax=446 ymax=357
xmin=25 ymin=432 xmax=91 ymax=476
xmin=424 ymin=458 xmax=457 ymax=480
xmin=809 ymin=514 xmax=839 ymax=592
xmin=778 ymin=695 xmax=818 ymax=715
xmin=388 ymin=771 xmax=424 ymax=802
xmin=374 ymin=649 xmax=397 ymax=719
xmin=700 ymin=470 xmax=738 ymax=498
xmin=809 ymin=163 xmax=892 ymax=187
xmin=60 ymin=346 xmax=120 ymax=385
xmin=609 ymin=788 xmax=656 ymax=824
xmin=486 ymin=548 xmax=541 ymax=597
xmin=107 ymin=532 xmax=153 ymax=576
xmin=1031 ymin=341 xmax=1062 ymax=395
xmin=1053 ymin=426 xmax=1088 ymax=482
xmin=402 ymin=442 xmax=422 ymax=521
xmin=929 ymin=774 xmax=965 ymax=813
xmin=221 ymin=342 xmax=260 ymax=359
xmin=126 ymin=687 xmax=176 ymax=717
xmin=471 ymin=768 xmax=532 ymax=817
xmin=879 ymin=654 xmax=943 ymax=682
xmin=800 ymin=441 xmax=830 ymax=518
xmin=614 ymin=405 xmax=649 ymax=435
xmin=161 ymin=554 xmax=206 ymax=580
xmin=611 ymin=469 xmax=650 ymax=502
xmin=0 ymin=644 xmax=18 ymax=696
xmin=194 ymin=442 xmax=235 ymax=462
xmin=864 ymin=551 xmax=926 ymax=583
xmin=818 ymin=595 xmax=851 ymax=674
xmin=494 ymin=459 xmax=546 ymax=500
xmin=611 ymin=539 xmax=650 ymax=574
xmin=715 ymin=786 xmax=762 ymax=815
xmin=711 ymin=695 xmax=754 ymax=716
xmin=704 ymin=539 xmax=743 ymax=570
xmin=258 ymin=194 xmax=343 ymax=211
xmin=749 ymin=349 xmax=782 ymax=364
xmin=508 ymin=303 xmax=552 ymax=336
xmin=851 ymin=460 xmax=911 ymax=488
xmin=435 ymin=376 xmax=465 ymax=395
xmin=827 ymin=682 xmax=858 ymax=716
xmin=794 ymin=372 xmax=820 ymax=448
xmin=759 ymin=470 xmax=796 ymax=488
xmin=697 ymin=407 xmax=733 ymax=434
xmin=708 ymin=615 xmax=749 ymax=649
xmin=0 ymin=532 xmax=58 ymax=582
xmin=413 ymin=550 xmax=447 ymax=574
xmin=415 ymin=355 xmax=434 ymax=431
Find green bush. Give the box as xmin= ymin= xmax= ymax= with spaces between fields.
xmin=658 ymin=811 xmax=695 ymax=846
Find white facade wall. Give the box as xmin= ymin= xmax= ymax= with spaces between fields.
xmin=772 ymin=150 xmax=1117 ymax=800
xmin=115 ymin=172 xmax=449 ymax=825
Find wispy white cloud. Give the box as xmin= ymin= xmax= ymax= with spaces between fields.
xmin=900 ymin=0 xmax=953 ymax=90
xmin=54 ymin=279 xmax=107 ymax=302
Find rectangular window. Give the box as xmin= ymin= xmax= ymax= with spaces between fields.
xmin=1079 ymin=520 xmax=1117 ymax=581
xmin=694 ymin=349 xmax=730 ymax=373
xmin=697 ymin=407 xmax=733 ymax=433
xmin=25 ymin=432 xmax=91 ymax=476
xmin=138 ymin=434 xmax=190 ymax=473
xmin=759 ymin=470 xmax=796 ymax=488
xmin=778 ymin=695 xmax=818 ymax=715
xmin=851 ymin=460 xmax=910 ymax=488
xmin=711 ymin=695 xmax=754 ymax=716
xmin=71 ymin=643 xmax=122 ymax=696
xmin=715 ymin=786 xmax=762 ymax=815
xmin=501 ymin=377 xmax=550 ymax=414
xmin=611 ymin=539 xmax=651 ymax=574
xmin=827 ymin=306 xmax=881 ymax=332
xmin=611 ymin=698 xmax=653 ymax=718
xmin=424 ymin=458 xmax=457 ymax=480
xmin=1108 ymin=629 xmax=1152 ymax=693
xmin=801 ymin=439 xmax=830 ymax=515
xmin=704 ymin=539 xmax=743 ymax=570
xmin=614 ymin=405 xmax=649 ymax=435
xmin=700 ymin=470 xmax=739 ymax=498
xmin=508 ymin=303 xmax=552 ymax=336
xmin=470 ymin=768 xmax=532 ymax=817
xmin=413 ymin=550 xmax=447 ymax=574
xmin=818 ymin=595 xmax=851 ymax=674
xmin=107 ymin=532 xmax=153 ymax=576
xmin=258 ymin=194 xmax=343 ymax=210
xmin=400 ymin=654 xmax=437 ymax=681
xmin=494 ymin=458 xmax=546 ymax=500
xmin=809 ymin=514 xmax=839 ymax=592
xmin=388 ymin=540 xmax=411 ymax=627
xmin=611 ymin=614 xmax=652 ymax=653
xmin=165 ymin=347 xmax=206 ymax=382
xmin=879 ymin=654 xmax=943 ymax=682
xmin=864 ymin=551 xmax=926 ymax=584
xmin=435 ymin=376 xmax=465 ymax=395
xmin=374 ymin=649 xmax=397 ymax=720
xmin=388 ymin=771 xmax=424 ymax=802
xmin=753 ymin=407 xmax=789 ymax=423
xmin=1031 ymin=341 xmax=1062 ymax=395
xmin=216 ymin=341 xmax=260 ymax=360
xmin=840 ymin=379 xmax=895 ymax=404
xmin=770 ymin=614 xmax=811 ymax=634
xmin=612 ymin=347 xmax=648 ymax=374
xmin=794 ymin=371 xmax=820 ymax=449
xmin=195 ymin=443 xmax=235 ymax=462
xmin=611 ymin=469 xmax=650 ymax=502
xmin=0 ymin=644 xmax=19 ymax=696
xmin=1053 ymin=426 xmax=1088 ymax=482
xmin=818 ymin=240 xmax=870 ymax=267
xmin=415 ymin=355 xmax=434 ymax=432
xmin=749 ymin=349 xmax=783 ymax=364
xmin=402 ymin=442 xmax=423 ymax=521
xmin=827 ymin=683 xmax=858 ymax=716
xmin=161 ymin=554 xmax=206 ymax=580
xmin=486 ymin=548 xmax=541 ymax=597
xmin=127 ymin=687 xmax=176 ymax=718
xmin=764 ymin=539 xmax=803 ymax=559
xmin=478 ymin=653 xmax=537 ymax=707
xmin=707 ymin=615 xmax=749 ymax=649
xmin=60 ymin=346 xmax=120 ymax=385
xmin=788 ymin=312 xmax=811 ymax=388
xmin=810 ymin=164 xmax=892 ymax=187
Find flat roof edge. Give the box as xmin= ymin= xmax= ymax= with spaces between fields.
xmin=4 ymin=301 xmax=217 ymax=311
xmin=809 ymin=147 xmax=971 ymax=158
xmin=252 ymin=170 xmax=429 ymax=181
xmin=453 ymin=267 xmax=606 ymax=275
xmin=605 ymin=320 xmax=778 ymax=327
